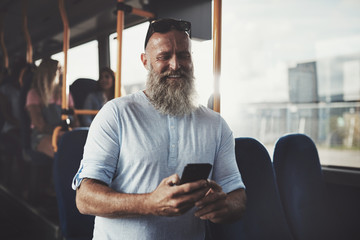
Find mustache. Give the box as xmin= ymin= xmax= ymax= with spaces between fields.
xmin=145 ymin=65 xmax=198 ymax=116
xmin=159 ymin=69 xmax=192 ymax=81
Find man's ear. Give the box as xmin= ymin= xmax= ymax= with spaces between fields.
xmin=141 ymin=53 xmax=149 ymax=70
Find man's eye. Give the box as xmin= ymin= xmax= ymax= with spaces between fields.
xmin=157 ymin=55 xmax=170 ymax=60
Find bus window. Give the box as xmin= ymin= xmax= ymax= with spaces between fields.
xmin=220 ymin=0 xmax=360 ymax=168
xmin=191 ymin=40 xmax=213 ymax=106
xmin=51 ymin=40 xmax=99 ymax=86
xmin=109 ymin=23 xmax=148 ymax=95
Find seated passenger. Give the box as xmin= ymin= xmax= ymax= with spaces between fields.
xmin=0 ymin=58 xmax=27 ymax=149
xmin=0 ymin=66 xmax=9 ymax=86
xmin=82 ymin=67 xmax=115 ymax=126
xmin=25 ymin=58 xmax=77 ymax=158
xmin=0 ymin=85 xmax=20 ymax=138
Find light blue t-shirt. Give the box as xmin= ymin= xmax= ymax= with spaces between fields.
xmin=73 ymin=91 xmax=245 ymax=240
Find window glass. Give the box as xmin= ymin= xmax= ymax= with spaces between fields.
xmin=108 ymin=1 xmax=359 ymax=168
xmin=52 ymin=40 xmax=99 ymax=86
xmin=221 ymin=0 xmax=360 ymax=168
xmin=110 ymin=23 xmax=148 ymax=95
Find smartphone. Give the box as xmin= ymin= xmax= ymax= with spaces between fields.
xmin=180 ymin=163 xmax=212 ymax=184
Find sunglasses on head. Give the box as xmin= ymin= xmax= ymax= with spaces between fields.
xmin=144 ymin=18 xmax=191 ymax=49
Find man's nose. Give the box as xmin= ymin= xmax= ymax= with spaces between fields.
xmin=169 ymin=55 xmax=180 ymax=71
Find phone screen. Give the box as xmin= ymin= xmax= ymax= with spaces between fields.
xmin=180 ymin=163 xmax=212 ymax=184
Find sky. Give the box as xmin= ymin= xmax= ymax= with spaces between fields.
xmin=220 ymin=0 xmax=360 ymax=104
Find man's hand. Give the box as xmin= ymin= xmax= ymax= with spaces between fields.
xmin=147 ymin=174 xmax=210 ymax=217
xmin=76 ymin=175 xmax=210 ymax=218
xmin=194 ymin=181 xmax=246 ymax=223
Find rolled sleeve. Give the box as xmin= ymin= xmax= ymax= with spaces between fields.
xmin=217 ymin=172 xmax=245 ymax=194
xmin=72 ymin=101 xmax=121 ymax=189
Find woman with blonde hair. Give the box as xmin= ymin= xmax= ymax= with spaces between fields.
xmin=26 ymin=58 xmax=77 ymax=158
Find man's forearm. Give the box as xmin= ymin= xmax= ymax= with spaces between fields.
xmin=76 ymin=178 xmax=151 ymax=218
xmin=75 ymin=175 xmax=210 ymax=219
xmin=225 ymin=188 xmax=247 ymax=223
xmin=194 ymin=186 xmax=247 ymax=224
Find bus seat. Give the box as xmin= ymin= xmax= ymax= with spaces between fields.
xmin=53 ymin=128 xmax=94 ymax=240
xmin=206 ymin=137 xmax=293 ymax=240
xmin=273 ymin=134 xmax=340 ymax=240
xmin=69 ymin=78 xmax=97 ymax=110
xmin=70 ymin=78 xmax=97 ymax=127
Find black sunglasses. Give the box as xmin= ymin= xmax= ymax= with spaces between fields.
xmin=144 ymin=18 xmax=191 ymax=49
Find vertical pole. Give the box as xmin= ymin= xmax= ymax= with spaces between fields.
xmin=58 ymin=0 xmax=69 ymax=118
xmin=115 ymin=0 xmax=124 ymax=98
xmin=213 ymin=0 xmax=222 ymax=113
xmin=98 ymin=33 xmax=110 ymax=70
xmin=21 ymin=0 xmax=33 ymax=64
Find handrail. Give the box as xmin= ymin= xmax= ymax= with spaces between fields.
xmin=0 ymin=13 xmax=9 ymax=70
xmin=52 ymin=126 xmax=62 ymax=153
xmin=21 ymin=0 xmax=33 ymax=64
xmin=115 ymin=0 xmax=124 ymax=98
xmin=58 ymin=0 xmax=70 ymax=118
xmin=74 ymin=109 xmax=99 ymax=115
xmin=213 ymin=0 xmax=222 ymax=113
xmin=132 ymin=8 xmax=155 ymax=19
xmin=52 ymin=0 xmax=70 ymax=152
xmin=115 ymin=1 xmax=155 ymax=98
xmin=18 ymin=67 xmax=26 ymax=87
xmin=51 ymin=109 xmax=98 ymax=152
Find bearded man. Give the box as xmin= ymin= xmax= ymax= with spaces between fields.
xmin=73 ymin=18 xmax=246 ymax=240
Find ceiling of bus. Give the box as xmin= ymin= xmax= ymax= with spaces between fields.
xmin=0 ymin=0 xmax=211 ymax=66
xmin=0 ymin=0 xmax=149 ymax=64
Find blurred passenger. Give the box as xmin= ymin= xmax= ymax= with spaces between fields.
xmin=25 ymin=58 xmax=77 ymax=158
xmin=82 ymin=67 xmax=115 ymax=126
xmin=0 ymin=58 xmax=27 ymax=146
xmin=0 ymin=66 xmax=9 ymax=86
xmin=0 ymin=86 xmax=20 ymax=138
xmin=0 ymin=58 xmax=27 ymax=189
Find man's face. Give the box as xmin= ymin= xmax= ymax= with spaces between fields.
xmin=99 ymin=71 xmax=113 ymax=90
xmin=141 ymin=29 xmax=197 ymax=116
xmin=142 ymin=30 xmax=193 ymax=78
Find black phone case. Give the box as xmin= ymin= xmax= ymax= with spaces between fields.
xmin=180 ymin=163 xmax=212 ymax=184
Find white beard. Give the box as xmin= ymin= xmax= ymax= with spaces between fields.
xmin=145 ymin=66 xmax=198 ymax=116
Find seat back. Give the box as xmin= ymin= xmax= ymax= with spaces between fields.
xmin=70 ymin=78 xmax=97 ymax=109
xmin=273 ymin=134 xmax=339 ymax=240
xmin=236 ymin=137 xmax=293 ymax=240
xmin=70 ymin=78 xmax=97 ymax=127
xmin=207 ymin=138 xmax=293 ymax=240
xmin=53 ymin=128 xmax=94 ymax=239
